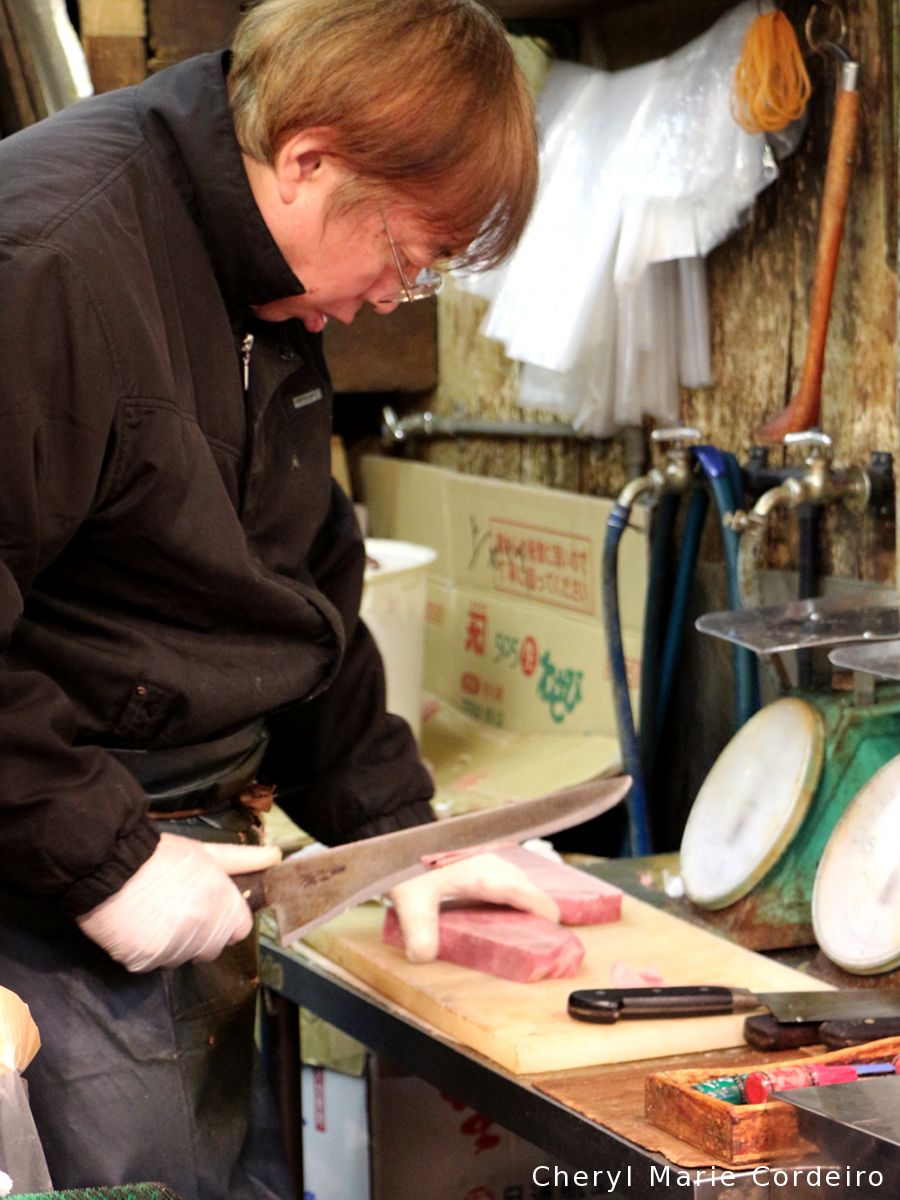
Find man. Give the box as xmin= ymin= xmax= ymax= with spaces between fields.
xmin=0 ymin=2 xmax=554 ymax=1198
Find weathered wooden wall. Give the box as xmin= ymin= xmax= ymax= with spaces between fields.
xmin=423 ymin=0 xmax=897 ymax=585
xmin=407 ymin=0 xmax=899 ymax=847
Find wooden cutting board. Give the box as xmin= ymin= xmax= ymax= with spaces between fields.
xmin=303 ymin=895 xmax=834 ymax=1074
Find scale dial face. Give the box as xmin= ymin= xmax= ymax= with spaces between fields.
xmin=812 ymin=754 xmax=900 ymax=974
xmin=680 ymin=698 xmax=825 ymax=910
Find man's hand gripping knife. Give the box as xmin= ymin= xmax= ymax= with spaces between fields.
xmin=388 ymin=852 xmax=560 ymax=963
xmin=76 ymin=833 xmax=282 ymax=972
xmin=76 ymin=838 xmax=559 ymax=973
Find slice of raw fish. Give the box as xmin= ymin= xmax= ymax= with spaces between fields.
xmin=423 ymin=843 xmax=622 ymax=926
xmin=382 ymin=904 xmax=585 ymax=984
xmin=492 ymin=846 xmax=622 ymax=925
xmin=610 ymin=961 xmax=664 ymax=988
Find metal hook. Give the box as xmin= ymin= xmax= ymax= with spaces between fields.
xmin=805 ymin=2 xmax=850 ymax=61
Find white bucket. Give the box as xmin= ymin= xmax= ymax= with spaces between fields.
xmin=360 ymin=538 xmax=437 ymax=741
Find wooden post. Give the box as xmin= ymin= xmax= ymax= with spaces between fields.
xmin=80 ymin=0 xmax=147 ymax=92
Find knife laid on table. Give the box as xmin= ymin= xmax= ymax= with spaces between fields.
xmin=567 ymin=986 xmax=900 ymax=1025
xmin=234 ymin=774 xmax=630 ymax=946
xmin=744 ymin=1012 xmax=900 ymax=1051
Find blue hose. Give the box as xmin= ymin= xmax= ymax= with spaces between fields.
xmin=604 ymin=446 xmax=757 ymax=856
xmin=639 ymin=492 xmax=679 ymax=779
xmin=692 ymin=445 xmax=759 ymax=725
xmin=654 ymin=486 xmax=709 ymax=734
xmin=603 ymin=502 xmax=652 ymax=856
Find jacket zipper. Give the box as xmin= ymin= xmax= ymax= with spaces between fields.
xmin=241 ymin=332 xmax=255 ymax=393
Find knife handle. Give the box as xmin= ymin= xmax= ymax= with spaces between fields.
xmin=231 ymin=873 xmax=267 ymax=913
xmin=567 ymin=987 xmax=740 ymax=1023
xmin=743 ymin=1014 xmax=824 ymax=1051
xmin=820 ymin=1017 xmax=900 ymax=1049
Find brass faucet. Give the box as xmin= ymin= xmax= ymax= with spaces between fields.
xmin=730 ymin=432 xmax=871 ymax=611
xmin=616 ymin=426 xmax=701 ymax=508
xmin=729 ymin=432 xmax=870 ymax=532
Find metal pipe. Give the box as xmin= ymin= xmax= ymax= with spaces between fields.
xmin=797 ymin=504 xmax=820 ymax=689
xmin=616 ymin=471 xmax=661 ymax=510
xmin=733 ymin=477 xmax=801 ymax=610
xmin=382 ymin=406 xmax=597 ymax=448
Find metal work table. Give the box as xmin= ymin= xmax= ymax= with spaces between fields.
xmin=257 ymin=857 xmax=883 ymax=1200
xmin=259 ymin=936 xmax=758 ymax=1200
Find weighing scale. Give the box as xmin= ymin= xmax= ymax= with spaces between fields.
xmin=807 ymin=637 xmax=900 ymax=976
xmin=679 ymin=594 xmax=900 ymax=951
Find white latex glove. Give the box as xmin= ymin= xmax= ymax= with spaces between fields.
xmin=387 ymin=851 xmax=560 ymax=963
xmin=76 ymin=832 xmax=282 ymax=973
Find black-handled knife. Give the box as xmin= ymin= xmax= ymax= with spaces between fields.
xmin=744 ymin=1012 xmax=900 ymax=1051
xmin=568 ymin=986 xmax=754 ymax=1023
xmin=568 ymin=987 xmax=900 ymax=1025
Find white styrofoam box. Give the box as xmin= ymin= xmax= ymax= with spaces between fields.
xmin=301 ymin=1066 xmax=370 ymax=1200
xmin=361 ymin=538 xmax=437 ymax=741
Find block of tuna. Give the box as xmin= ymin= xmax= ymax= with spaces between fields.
xmin=382 ymin=904 xmax=585 ymax=984
xmin=493 ymin=845 xmax=623 ymax=925
xmin=423 ymin=843 xmax=623 ymax=926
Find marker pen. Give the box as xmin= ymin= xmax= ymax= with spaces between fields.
xmin=743 ymin=1057 xmax=900 ymax=1104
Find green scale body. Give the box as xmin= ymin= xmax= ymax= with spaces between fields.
xmin=680 ymin=686 xmax=900 ymax=950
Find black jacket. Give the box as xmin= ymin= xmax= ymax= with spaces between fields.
xmin=0 ymin=52 xmax=434 ymax=915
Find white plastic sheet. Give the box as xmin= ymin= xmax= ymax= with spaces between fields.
xmin=459 ymin=2 xmax=785 ymax=435
xmin=12 ymin=0 xmax=93 ymax=114
xmin=0 ymin=988 xmax=52 ymax=1195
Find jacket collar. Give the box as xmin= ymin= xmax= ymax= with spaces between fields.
xmin=136 ymin=51 xmax=304 ymax=313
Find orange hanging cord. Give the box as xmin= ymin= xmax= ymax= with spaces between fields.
xmin=732 ymin=9 xmax=812 ymax=133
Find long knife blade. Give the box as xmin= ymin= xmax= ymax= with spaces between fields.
xmin=238 ymin=775 xmax=630 ymax=945
xmin=567 ymin=986 xmax=900 ymax=1024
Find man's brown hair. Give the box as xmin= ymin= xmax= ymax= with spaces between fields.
xmin=229 ymin=0 xmax=537 ymax=268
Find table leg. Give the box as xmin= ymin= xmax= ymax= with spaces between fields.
xmin=260 ymin=987 xmax=304 ymax=1199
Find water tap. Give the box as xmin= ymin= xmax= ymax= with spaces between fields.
xmin=616 ymin=427 xmax=701 ymax=508
xmin=728 ymin=431 xmax=870 ymax=531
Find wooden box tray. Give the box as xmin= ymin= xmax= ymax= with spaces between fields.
xmin=644 ymin=1035 xmax=900 ymax=1165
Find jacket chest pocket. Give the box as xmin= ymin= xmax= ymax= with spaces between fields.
xmin=239 ymin=355 xmax=334 ymax=569
xmin=275 ymin=364 xmax=333 ymax=475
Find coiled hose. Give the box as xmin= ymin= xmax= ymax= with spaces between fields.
xmin=605 ymin=447 xmax=758 ymax=855
xmin=603 ymin=500 xmax=652 ymax=856
xmin=692 ymin=445 xmax=760 ymax=725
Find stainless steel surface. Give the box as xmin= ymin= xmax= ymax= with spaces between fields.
xmin=781 ymin=1077 xmax=900 ymax=1185
xmin=258 ymin=775 xmax=630 ymax=945
xmin=696 ymin=595 xmax=900 ymax=653
xmin=830 ymin=638 xmax=900 ymax=680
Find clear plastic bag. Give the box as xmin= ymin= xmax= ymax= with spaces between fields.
xmin=463 ymin=1 xmax=788 ymax=433
xmin=0 ymin=988 xmax=52 ymax=1195
xmin=0 ymin=1072 xmax=52 ymax=1196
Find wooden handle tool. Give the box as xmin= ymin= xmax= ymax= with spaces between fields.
xmin=756 ymin=61 xmax=860 ymax=442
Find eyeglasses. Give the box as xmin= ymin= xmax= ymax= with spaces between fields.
xmin=379 ymin=216 xmax=443 ymax=304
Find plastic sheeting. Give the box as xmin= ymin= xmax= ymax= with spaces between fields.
xmin=0 ymin=988 xmax=51 ymax=1195
xmin=12 ymin=0 xmax=93 ymax=114
xmin=459 ymin=2 xmax=788 ymax=436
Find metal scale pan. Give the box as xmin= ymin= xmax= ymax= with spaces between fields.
xmin=695 ymin=593 xmax=900 ymax=656
xmin=681 ymin=596 xmax=900 ymax=951
xmin=830 ymin=638 xmax=900 ymax=681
